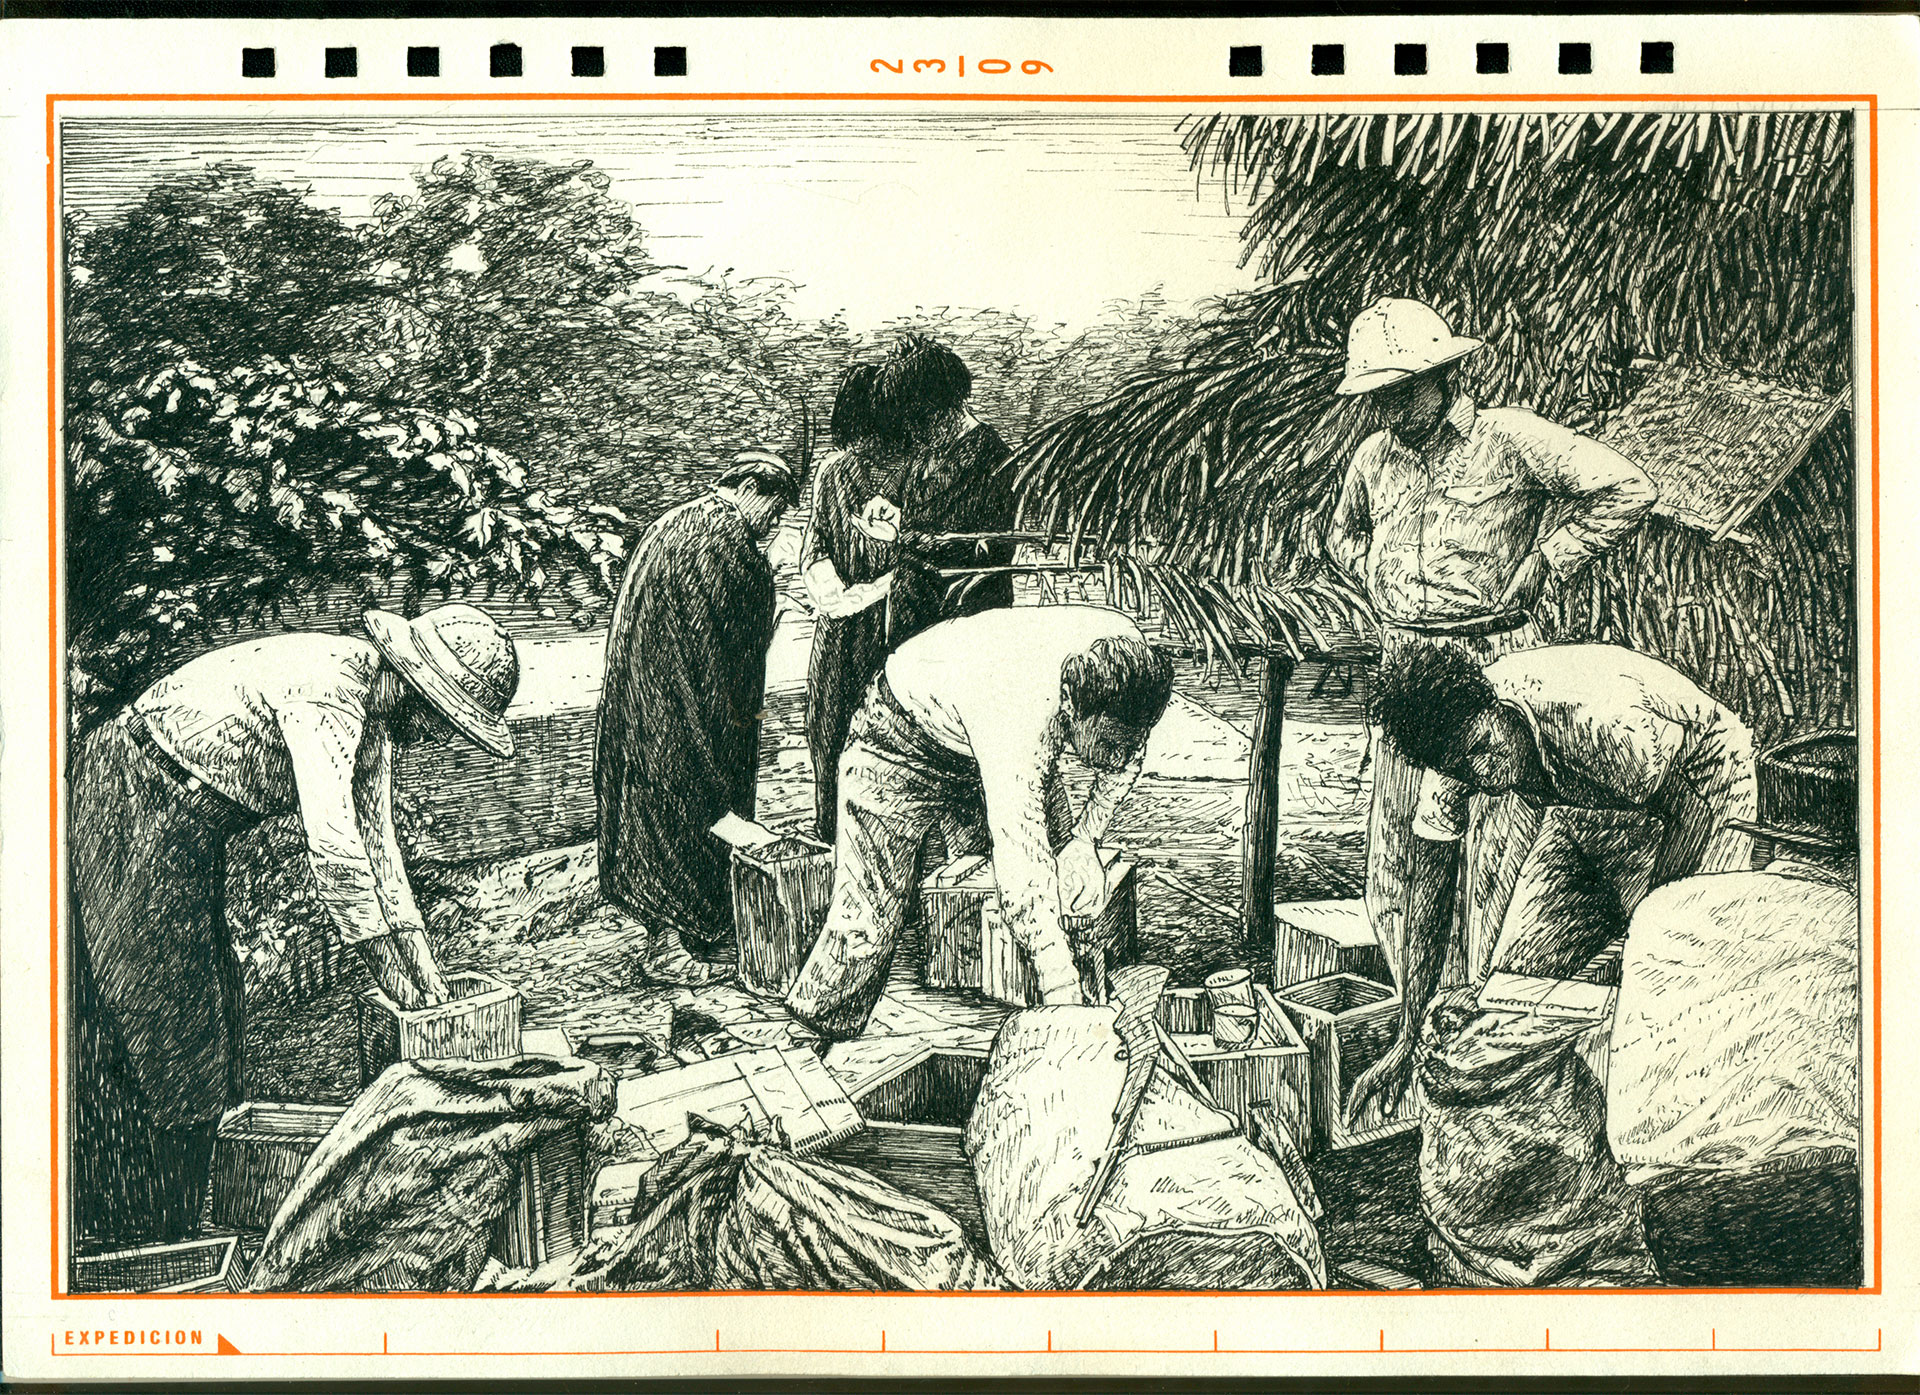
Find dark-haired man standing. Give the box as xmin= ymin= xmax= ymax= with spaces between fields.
xmin=1346 ymin=641 xmax=1755 ymax=1119
xmin=802 ymin=333 xmax=1017 ymax=841
xmin=596 ymin=450 xmax=800 ymax=987
xmin=784 ymin=605 xmax=1174 ymax=1041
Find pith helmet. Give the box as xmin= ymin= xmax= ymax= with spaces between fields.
xmin=364 ymin=604 xmax=520 ymax=758
xmin=1335 ymin=297 xmax=1483 ymax=396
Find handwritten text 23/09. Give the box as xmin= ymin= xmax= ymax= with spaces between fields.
xmin=871 ymin=58 xmax=1054 ymax=77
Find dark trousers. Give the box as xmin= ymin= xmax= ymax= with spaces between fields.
xmin=69 ymin=714 xmax=256 ymax=1248
xmin=1636 ymin=1162 xmax=1863 ymax=1287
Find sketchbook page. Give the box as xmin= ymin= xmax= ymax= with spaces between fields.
xmin=1 ymin=9 xmax=1916 ymax=1384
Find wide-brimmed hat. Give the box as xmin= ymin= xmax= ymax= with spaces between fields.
xmin=1335 ymin=297 xmax=1484 ymax=396
xmin=364 ymin=604 xmax=519 ymax=758
xmin=1727 ymin=729 xmax=1856 ymax=854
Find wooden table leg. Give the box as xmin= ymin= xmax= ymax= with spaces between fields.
xmin=1241 ymin=652 xmax=1294 ymax=966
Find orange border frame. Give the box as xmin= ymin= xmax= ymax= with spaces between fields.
xmin=42 ymin=89 xmax=1883 ymax=1322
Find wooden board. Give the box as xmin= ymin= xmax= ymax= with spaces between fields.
xmin=1273 ymin=899 xmax=1388 ymax=993
xmin=71 ymin=1236 xmax=240 ymax=1294
xmin=611 ymin=1046 xmax=862 ymax=1158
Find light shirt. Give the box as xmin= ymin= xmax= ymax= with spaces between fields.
xmin=886 ymin=605 xmax=1148 ymax=989
xmin=1413 ymin=645 xmax=1749 ymax=843
xmin=134 ymin=632 xmax=420 ymax=946
xmin=1329 ymin=394 xmax=1656 ymax=625
xmin=1608 ymin=856 xmax=1859 ymax=1184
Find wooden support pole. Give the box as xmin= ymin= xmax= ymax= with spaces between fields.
xmin=1241 ymin=651 xmax=1294 ymax=965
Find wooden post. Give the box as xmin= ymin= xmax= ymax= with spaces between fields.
xmin=1241 ymin=651 xmax=1294 ymax=965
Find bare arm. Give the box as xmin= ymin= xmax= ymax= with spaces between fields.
xmin=1327 ymin=455 xmax=1373 ymax=582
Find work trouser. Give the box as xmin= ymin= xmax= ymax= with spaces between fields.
xmin=70 ymin=712 xmax=260 ymax=1249
xmin=1365 ymin=622 xmax=1543 ymax=994
xmin=785 ymin=676 xmax=1070 ymax=1040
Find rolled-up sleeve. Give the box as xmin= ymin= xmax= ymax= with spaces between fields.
xmin=1513 ymin=418 xmax=1657 ymax=575
xmin=278 ymin=700 xmax=393 ymax=945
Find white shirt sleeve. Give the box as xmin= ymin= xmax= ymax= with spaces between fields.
xmin=278 ymin=698 xmax=395 ymax=945
xmin=1412 ymin=769 xmax=1473 ymax=843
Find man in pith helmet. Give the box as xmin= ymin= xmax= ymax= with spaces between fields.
xmin=1326 ymin=297 xmax=1658 ymax=1002
xmin=69 ymin=603 xmax=520 ymax=1246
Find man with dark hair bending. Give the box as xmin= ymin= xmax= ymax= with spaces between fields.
xmin=784 ymin=604 xmax=1175 ymax=1041
xmin=1347 ymin=640 xmax=1757 ymax=1119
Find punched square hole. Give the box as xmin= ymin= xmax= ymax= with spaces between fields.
xmin=1229 ymin=45 xmax=1262 ymax=78
xmin=491 ymin=42 xmax=523 ymax=77
xmin=1394 ymin=43 xmax=1427 ymax=76
xmin=1559 ymin=42 xmax=1592 ymax=75
xmin=325 ymin=46 xmax=357 ymax=79
xmin=1311 ymin=43 xmax=1344 ymax=76
xmin=573 ymin=45 xmax=605 ymax=78
xmin=1642 ymin=41 xmax=1674 ymax=74
xmin=408 ymin=46 xmax=439 ymax=78
xmin=1477 ymin=42 xmax=1509 ymax=75
xmin=241 ymin=47 xmax=274 ymax=78
xmin=655 ymin=45 xmax=687 ymax=77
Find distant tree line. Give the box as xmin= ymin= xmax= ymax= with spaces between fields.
xmin=64 ymin=153 xmax=1188 ymax=718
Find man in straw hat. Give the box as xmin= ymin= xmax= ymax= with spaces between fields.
xmin=68 ymin=603 xmax=520 ymax=1245
xmin=597 ymin=449 xmax=800 ymax=986
xmin=1608 ymin=730 xmax=1861 ymax=1286
xmin=1326 ymin=297 xmax=1657 ymax=1016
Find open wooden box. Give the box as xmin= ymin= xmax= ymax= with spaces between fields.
xmin=922 ymin=853 xmax=1138 ymax=1007
xmin=72 ymin=1235 xmax=241 ymax=1294
xmin=820 ymin=1046 xmax=991 ymax=1251
xmin=1277 ymin=973 xmax=1418 ymax=1153
xmin=1273 ymin=900 xmax=1388 ymax=993
xmin=729 ymin=834 xmax=835 ymax=998
xmin=356 ymin=970 xmax=522 ymax=1086
xmin=1155 ymin=984 xmax=1312 ymax=1153
xmin=210 ymin=1101 xmax=346 ymax=1232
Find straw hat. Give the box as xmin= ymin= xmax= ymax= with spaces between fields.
xmin=364 ymin=604 xmax=519 ymax=758
xmin=1335 ymin=297 xmax=1483 ymax=396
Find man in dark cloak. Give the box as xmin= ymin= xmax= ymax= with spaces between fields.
xmin=596 ymin=451 xmax=798 ymax=985
xmin=802 ymin=333 xmax=1017 ymax=842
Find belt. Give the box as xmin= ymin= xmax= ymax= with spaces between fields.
xmin=123 ymin=712 xmax=259 ymax=829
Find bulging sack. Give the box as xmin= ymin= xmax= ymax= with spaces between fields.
xmin=552 ymin=1118 xmax=1002 ymax=1292
xmin=1418 ymin=989 xmax=1658 ymax=1288
xmin=967 ymin=1005 xmax=1326 ymax=1291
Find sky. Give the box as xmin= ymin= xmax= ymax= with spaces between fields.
xmin=59 ymin=114 xmax=1264 ymax=332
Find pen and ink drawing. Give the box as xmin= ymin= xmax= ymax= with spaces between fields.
xmin=59 ymin=109 xmax=1861 ymax=1295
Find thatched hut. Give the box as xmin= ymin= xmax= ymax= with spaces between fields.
xmin=1013 ymin=110 xmax=1857 ymax=946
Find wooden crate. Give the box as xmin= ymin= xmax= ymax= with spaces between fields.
xmin=72 ymin=1235 xmax=240 ymax=1294
xmin=1273 ymin=900 xmax=1388 ymax=992
xmin=356 ymin=971 xmax=522 ymax=1086
xmin=922 ymin=852 xmax=1137 ymax=1007
xmin=729 ymin=834 xmax=835 ymax=998
xmin=821 ymin=1046 xmax=991 ymax=1251
xmin=613 ymin=1046 xmax=863 ymax=1159
xmin=1155 ymin=985 xmax=1312 ymax=1153
xmin=491 ymin=1124 xmax=590 ymax=1271
xmin=209 ymin=1101 xmax=346 ymax=1232
xmin=1277 ymin=973 xmax=1419 ymax=1154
